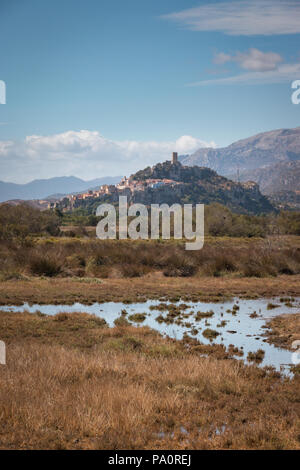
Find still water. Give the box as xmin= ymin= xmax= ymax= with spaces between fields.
xmin=1 ymin=297 xmax=299 ymax=373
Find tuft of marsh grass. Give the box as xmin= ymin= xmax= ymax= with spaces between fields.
xmin=267 ymin=303 xmax=280 ymax=310
xmin=128 ymin=313 xmax=147 ymax=323
xmin=202 ymin=328 xmax=220 ymax=340
xmin=247 ymin=349 xmax=265 ymax=364
xmin=195 ymin=310 xmax=214 ymax=320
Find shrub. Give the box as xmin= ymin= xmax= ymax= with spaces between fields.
xmin=0 ymin=204 xmax=60 ymax=240
xmin=30 ymin=256 xmax=61 ymax=277
xmin=121 ymin=264 xmax=148 ymax=278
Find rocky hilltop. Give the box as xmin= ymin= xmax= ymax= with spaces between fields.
xmin=103 ymin=161 xmax=275 ymax=215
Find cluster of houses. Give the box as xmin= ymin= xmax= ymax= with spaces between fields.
xmin=49 ymin=177 xmax=179 ymax=210
xmin=48 ymin=152 xmax=180 ymax=211
xmin=48 ymin=152 xmax=178 ymax=211
xmin=116 ymin=175 xmax=179 ymax=191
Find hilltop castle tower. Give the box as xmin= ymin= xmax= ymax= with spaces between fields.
xmin=172 ymin=152 xmax=178 ymax=164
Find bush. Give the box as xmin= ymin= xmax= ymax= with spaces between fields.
xmin=30 ymin=256 xmax=62 ymax=277
xmin=0 ymin=204 xmax=60 ymax=240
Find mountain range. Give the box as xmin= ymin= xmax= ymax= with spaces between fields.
xmin=180 ymin=127 xmax=300 ymax=197
xmin=0 ymin=176 xmax=122 ymax=203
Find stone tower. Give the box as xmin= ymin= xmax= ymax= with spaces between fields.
xmin=172 ymin=152 xmax=178 ymax=164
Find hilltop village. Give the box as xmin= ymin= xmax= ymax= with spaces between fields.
xmin=48 ymin=152 xmax=275 ymax=216
xmin=50 ymin=153 xmax=181 ymax=211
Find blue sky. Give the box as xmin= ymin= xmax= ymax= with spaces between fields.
xmin=0 ymin=0 xmax=300 ymax=182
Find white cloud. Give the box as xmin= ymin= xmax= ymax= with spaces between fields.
xmin=0 ymin=130 xmax=215 ymax=183
xmin=162 ymin=0 xmax=300 ymax=36
xmin=187 ymin=62 xmax=300 ymax=86
xmin=235 ymin=49 xmax=283 ymax=71
xmin=213 ymin=52 xmax=232 ymax=65
xmin=214 ymin=48 xmax=283 ymax=71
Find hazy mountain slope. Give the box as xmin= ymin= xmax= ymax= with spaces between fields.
xmin=237 ymin=161 xmax=300 ymax=195
xmin=181 ymin=127 xmax=300 ymax=177
xmin=0 ymin=176 xmax=121 ymax=203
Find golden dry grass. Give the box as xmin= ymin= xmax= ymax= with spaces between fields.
xmin=0 ymin=311 xmax=299 ymax=450
xmin=265 ymin=313 xmax=300 ymax=350
xmin=1 ymin=235 xmax=300 ymax=281
xmin=0 ymin=274 xmax=300 ymax=306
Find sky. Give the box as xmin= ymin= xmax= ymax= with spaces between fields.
xmin=0 ymin=0 xmax=300 ymax=183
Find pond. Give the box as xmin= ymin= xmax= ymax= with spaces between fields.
xmin=1 ymin=297 xmax=299 ymax=373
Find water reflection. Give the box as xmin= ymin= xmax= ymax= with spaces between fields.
xmin=1 ymin=297 xmax=299 ymax=372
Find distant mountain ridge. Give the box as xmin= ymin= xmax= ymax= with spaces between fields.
xmin=181 ymin=127 xmax=300 ymax=174
xmin=237 ymin=161 xmax=300 ymax=195
xmin=0 ymin=176 xmax=122 ymax=203
xmin=180 ymin=127 xmax=300 ymax=199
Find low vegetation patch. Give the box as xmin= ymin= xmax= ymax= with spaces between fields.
xmin=128 ymin=313 xmax=147 ymax=323
xmin=195 ymin=310 xmax=214 ymax=320
xmin=264 ymin=314 xmax=300 ymax=351
xmin=202 ymin=328 xmax=220 ymax=340
xmin=247 ymin=349 xmax=265 ymax=364
xmin=0 ymin=210 xmax=300 ymax=280
xmin=267 ymin=303 xmax=280 ymax=310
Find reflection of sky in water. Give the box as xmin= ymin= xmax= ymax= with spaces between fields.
xmin=1 ymin=298 xmax=299 ymax=372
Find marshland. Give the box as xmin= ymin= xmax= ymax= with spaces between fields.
xmin=0 ymin=204 xmax=299 ymax=449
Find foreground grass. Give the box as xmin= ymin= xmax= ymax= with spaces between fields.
xmin=0 ymin=311 xmax=299 ymax=450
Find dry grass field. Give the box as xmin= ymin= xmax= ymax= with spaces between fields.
xmin=0 ymin=236 xmax=300 ymax=282
xmin=0 ymin=311 xmax=299 ymax=450
xmin=0 ymin=274 xmax=299 ymax=306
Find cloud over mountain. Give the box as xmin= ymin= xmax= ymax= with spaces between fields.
xmin=0 ymin=130 xmax=215 ymax=183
